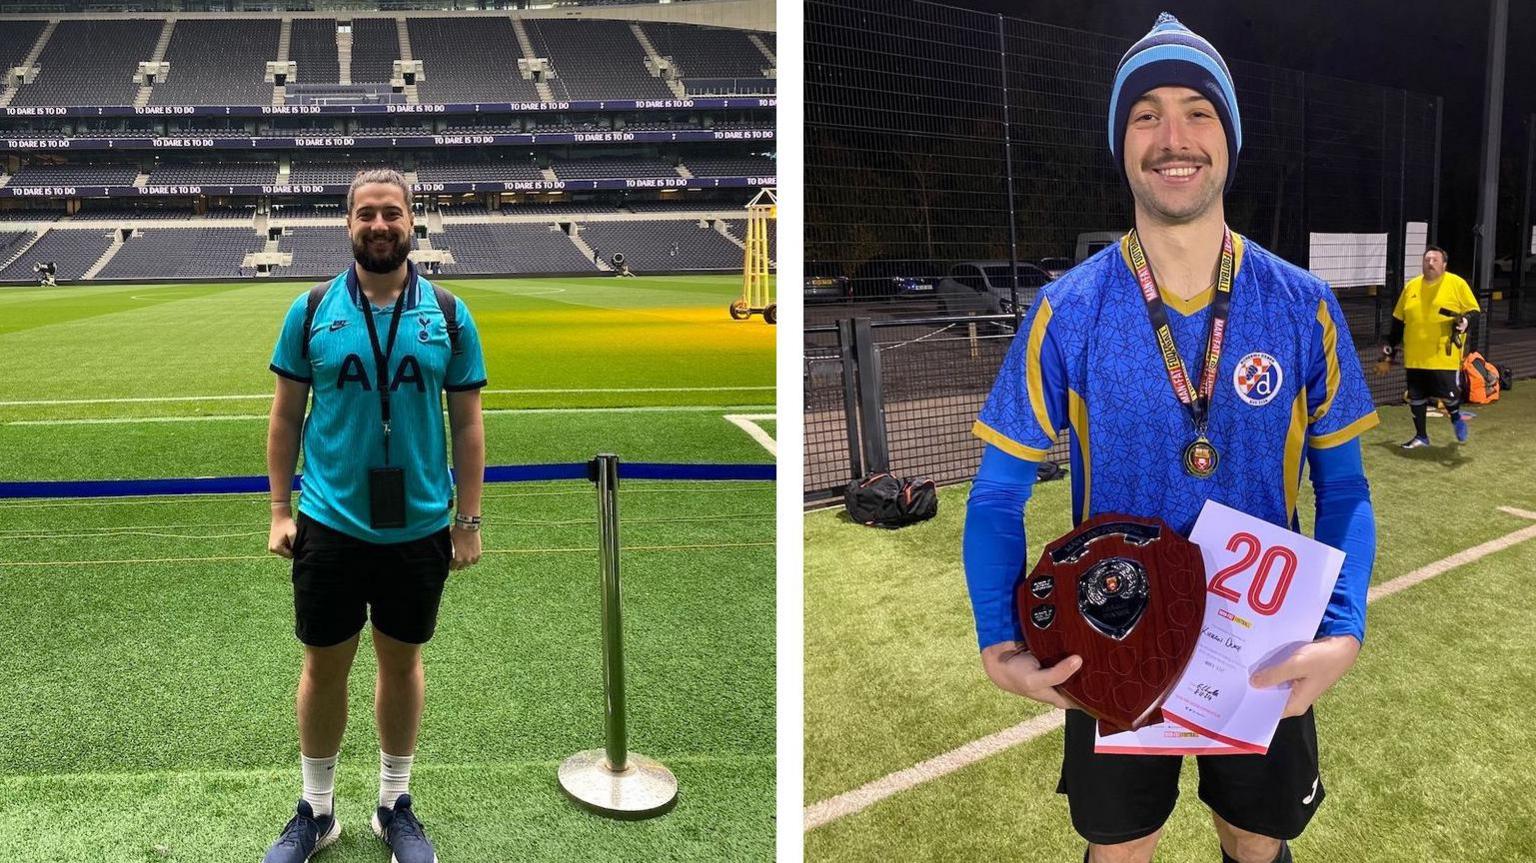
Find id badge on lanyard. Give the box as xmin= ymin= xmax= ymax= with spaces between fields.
xmin=363 ymin=272 xmax=410 ymax=529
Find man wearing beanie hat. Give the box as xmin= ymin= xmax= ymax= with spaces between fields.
xmin=962 ymin=13 xmax=1378 ymax=863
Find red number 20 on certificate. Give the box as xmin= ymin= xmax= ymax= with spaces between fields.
xmin=1208 ymin=532 xmax=1298 ymax=616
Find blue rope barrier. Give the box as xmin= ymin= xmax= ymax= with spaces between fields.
xmin=0 ymin=462 xmax=775 ymax=500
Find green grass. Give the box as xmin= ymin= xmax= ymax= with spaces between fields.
xmin=804 ymin=388 xmax=1536 ymax=862
xmin=0 ymin=276 xmax=776 ymax=862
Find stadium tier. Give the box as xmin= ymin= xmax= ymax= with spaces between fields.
xmin=0 ymin=8 xmax=774 ymax=281
xmin=437 ymin=223 xmax=597 ymax=275
xmin=8 ymin=164 xmax=140 ymax=186
xmin=686 ymin=156 xmax=777 ymax=177
xmin=644 ymin=24 xmax=773 ymax=80
xmin=7 ymin=19 xmax=161 ymax=107
xmin=290 ymin=19 xmax=341 ymax=86
xmin=408 ymin=18 xmax=541 ymax=104
xmin=524 ymin=19 xmax=673 ymax=101
xmin=552 ymin=158 xmax=678 ymax=180
xmin=149 ymin=162 xmax=280 ymax=185
xmin=149 ymin=20 xmax=281 ymax=106
xmin=415 ymin=159 xmax=544 ymax=183
xmin=576 ymin=219 xmax=743 ymax=271
xmin=0 ymin=228 xmax=114 ymax=280
xmin=97 ymin=227 xmax=266 ymax=279
xmin=273 ymin=226 xmax=352 ymax=277
xmin=349 ymin=19 xmax=402 ymax=84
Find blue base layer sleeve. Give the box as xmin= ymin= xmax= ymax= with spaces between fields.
xmin=1308 ymin=438 xmax=1375 ymax=643
xmin=962 ymin=445 xmax=1038 ymax=651
xmin=0 ymin=462 xmax=774 ymax=499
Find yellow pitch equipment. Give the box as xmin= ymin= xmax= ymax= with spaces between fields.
xmin=731 ymin=187 xmax=776 ymax=324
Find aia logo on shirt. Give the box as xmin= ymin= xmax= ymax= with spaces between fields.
xmin=1233 ymin=352 xmax=1283 ymax=406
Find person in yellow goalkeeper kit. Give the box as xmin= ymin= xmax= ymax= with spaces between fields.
xmin=1379 ymin=245 xmax=1479 ymax=448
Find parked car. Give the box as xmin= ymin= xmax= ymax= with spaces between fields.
xmin=936 ymin=260 xmax=1053 ymax=315
xmin=804 ymin=274 xmax=852 ymax=304
xmin=847 ymin=258 xmax=944 ymax=299
xmin=1037 ymin=256 xmax=1074 ymax=279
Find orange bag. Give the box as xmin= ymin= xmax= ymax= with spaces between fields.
xmin=1463 ymin=351 xmax=1501 ymax=404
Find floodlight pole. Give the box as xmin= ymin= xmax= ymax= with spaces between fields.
xmin=557 ymin=454 xmax=679 ymax=820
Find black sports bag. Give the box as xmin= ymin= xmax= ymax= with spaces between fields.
xmin=844 ymin=472 xmax=939 ymax=528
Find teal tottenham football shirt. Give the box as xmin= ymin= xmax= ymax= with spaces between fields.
xmin=271 ymin=262 xmax=487 ymax=543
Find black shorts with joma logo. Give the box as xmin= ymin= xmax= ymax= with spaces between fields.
xmin=1057 ymin=707 xmax=1324 ymax=844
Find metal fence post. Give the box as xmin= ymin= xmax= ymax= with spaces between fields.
xmin=838 ymin=318 xmax=864 ymax=479
xmin=852 ymin=318 xmax=890 ymax=474
xmin=557 ymin=454 xmax=678 ymax=820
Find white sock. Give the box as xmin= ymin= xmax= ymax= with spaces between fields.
xmin=379 ymin=751 xmax=414 ymax=809
xmin=301 ymin=753 xmax=338 ymax=817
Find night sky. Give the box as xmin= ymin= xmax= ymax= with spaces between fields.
xmin=907 ymin=0 xmax=1536 ymax=274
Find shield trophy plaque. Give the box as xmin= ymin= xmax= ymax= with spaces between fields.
xmin=1015 ymin=514 xmax=1206 ymax=733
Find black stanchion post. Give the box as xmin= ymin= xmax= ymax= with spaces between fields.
xmin=557 ymin=454 xmax=679 ymax=820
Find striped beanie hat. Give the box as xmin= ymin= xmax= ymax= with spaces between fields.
xmin=1108 ymin=12 xmax=1241 ymax=191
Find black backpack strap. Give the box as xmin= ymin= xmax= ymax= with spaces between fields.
xmin=434 ymin=284 xmax=461 ymax=355
xmin=299 ymin=281 xmax=332 ymax=361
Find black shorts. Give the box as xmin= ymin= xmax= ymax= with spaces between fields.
xmin=1405 ymin=368 xmax=1462 ymax=407
xmin=291 ymin=513 xmax=452 ymax=648
xmin=1056 ymin=708 xmax=1324 ymax=845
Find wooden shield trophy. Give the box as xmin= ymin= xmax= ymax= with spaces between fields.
xmin=1016 ymin=514 xmax=1206 ymax=733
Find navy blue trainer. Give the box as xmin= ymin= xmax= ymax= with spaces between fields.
xmin=371 ymin=794 xmax=438 ymax=863
xmin=262 ymin=800 xmax=340 ymax=863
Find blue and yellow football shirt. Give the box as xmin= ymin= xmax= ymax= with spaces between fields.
xmin=975 ymin=233 xmax=1377 ymax=537
xmin=270 ymin=261 xmax=488 ymax=544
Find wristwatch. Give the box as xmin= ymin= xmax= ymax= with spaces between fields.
xmin=453 ymin=513 xmax=482 ymax=532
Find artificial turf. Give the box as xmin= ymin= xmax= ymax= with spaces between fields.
xmin=0 ymin=275 xmax=776 ymax=862
xmin=804 ymin=386 xmax=1536 ymax=861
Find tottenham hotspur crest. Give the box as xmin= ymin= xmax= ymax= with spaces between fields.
xmin=1234 ymin=351 xmax=1283 ymax=407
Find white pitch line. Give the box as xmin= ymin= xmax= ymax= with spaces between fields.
xmin=804 ymin=506 xmax=1536 ymax=831
xmin=6 ymin=404 xmax=777 ymax=426
xmin=725 ymin=413 xmax=778 ymax=456
xmin=0 ymin=385 xmax=775 ymax=407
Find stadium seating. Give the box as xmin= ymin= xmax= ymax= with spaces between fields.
xmin=0 ymin=230 xmax=36 ymax=268
xmin=683 ymin=156 xmax=776 ymax=177
xmin=625 ymin=199 xmax=752 ymax=212
xmin=287 ymin=162 xmax=401 ymax=185
xmin=575 ymin=219 xmax=742 ymax=271
xmin=269 ymin=203 xmax=346 ymax=221
xmin=69 ymin=206 xmax=196 ymax=221
xmin=0 ymin=209 xmax=63 ymax=222
xmin=150 ymin=20 xmax=281 ymax=106
xmin=0 ymin=229 xmax=115 ymax=280
xmin=273 ymin=226 xmax=353 ymax=277
xmin=0 ymin=21 xmax=45 ymax=79
xmin=499 ymin=202 xmax=625 ymax=216
xmin=290 ymin=19 xmax=341 ymax=85
xmin=408 ymin=18 xmax=540 ymax=104
xmin=722 ymin=218 xmax=776 ymax=261
xmin=437 ymin=223 xmax=597 ymax=274
xmin=415 ymin=159 xmax=543 ymax=183
xmin=523 ymin=19 xmax=672 ymax=101
xmin=148 ymin=162 xmax=279 ymax=185
xmin=8 ymin=164 xmax=140 ymax=186
xmin=9 ymin=19 xmax=161 ymax=107
xmin=552 ymin=158 xmax=677 ymax=180
xmin=348 ymin=19 xmax=401 ymax=84
xmin=97 ymin=227 xmax=267 ymax=278
xmin=643 ymin=24 xmax=772 ymax=80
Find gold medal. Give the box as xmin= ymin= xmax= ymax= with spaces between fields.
xmin=1183 ymin=437 xmax=1218 ymax=478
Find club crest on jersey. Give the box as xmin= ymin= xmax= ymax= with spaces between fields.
xmin=1234 ymin=351 xmax=1283 ymax=406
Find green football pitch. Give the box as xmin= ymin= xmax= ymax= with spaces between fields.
xmin=805 ymin=387 xmax=1536 ymax=862
xmin=0 ymin=276 xmax=776 ymax=862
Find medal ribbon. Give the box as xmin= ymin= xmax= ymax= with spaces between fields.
xmin=1126 ymin=227 xmax=1235 ymax=437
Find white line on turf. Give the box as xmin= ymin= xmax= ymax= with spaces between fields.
xmin=5 ymin=404 xmax=777 ymax=426
xmin=803 ymin=506 xmax=1536 ymax=831
xmin=725 ymin=413 xmax=778 ymax=456
xmin=0 ymin=386 xmax=775 ymax=407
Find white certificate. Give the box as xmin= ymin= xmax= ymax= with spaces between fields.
xmin=1095 ymin=717 xmax=1247 ymax=756
xmin=1156 ymin=500 xmax=1344 ymax=754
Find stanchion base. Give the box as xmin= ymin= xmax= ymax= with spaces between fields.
xmin=557 ymin=749 xmax=678 ymax=820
